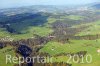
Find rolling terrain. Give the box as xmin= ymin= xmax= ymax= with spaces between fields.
xmin=0 ymin=4 xmax=100 ymax=66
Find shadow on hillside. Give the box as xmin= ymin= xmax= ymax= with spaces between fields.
xmin=0 ymin=12 xmax=49 ymax=34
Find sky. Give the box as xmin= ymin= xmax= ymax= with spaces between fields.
xmin=0 ymin=0 xmax=99 ymax=9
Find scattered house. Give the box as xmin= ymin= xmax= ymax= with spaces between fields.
xmin=97 ymin=49 xmax=100 ymax=55
xmin=63 ymin=31 xmax=67 ymax=35
xmin=51 ymin=48 xmax=55 ymax=51
xmin=31 ymin=37 xmax=34 ymax=39
xmin=48 ymin=35 xmax=56 ymax=38
xmin=97 ymin=49 xmax=100 ymax=54
xmin=6 ymin=23 xmax=10 ymax=26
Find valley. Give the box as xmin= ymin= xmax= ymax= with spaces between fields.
xmin=0 ymin=4 xmax=100 ymax=66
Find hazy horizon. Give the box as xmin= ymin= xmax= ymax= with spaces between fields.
xmin=0 ymin=0 xmax=100 ymax=9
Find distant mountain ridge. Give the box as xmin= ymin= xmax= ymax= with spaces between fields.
xmin=91 ymin=3 xmax=100 ymax=9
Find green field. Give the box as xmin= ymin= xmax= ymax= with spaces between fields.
xmin=75 ymin=20 xmax=100 ymax=36
xmin=0 ymin=18 xmax=54 ymax=40
xmin=0 ymin=46 xmax=16 ymax=66
xmin=40 ymin=39 xmax=100 ymax=66
xmin=0 ymin=9 xmax=100 ymax=66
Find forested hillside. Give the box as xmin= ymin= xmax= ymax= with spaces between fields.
xmin=0 ymin=5 xmax=100 ymax=66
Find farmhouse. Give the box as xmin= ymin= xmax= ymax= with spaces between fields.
xmin=97 ymin=49 xmax=100 ymax=53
